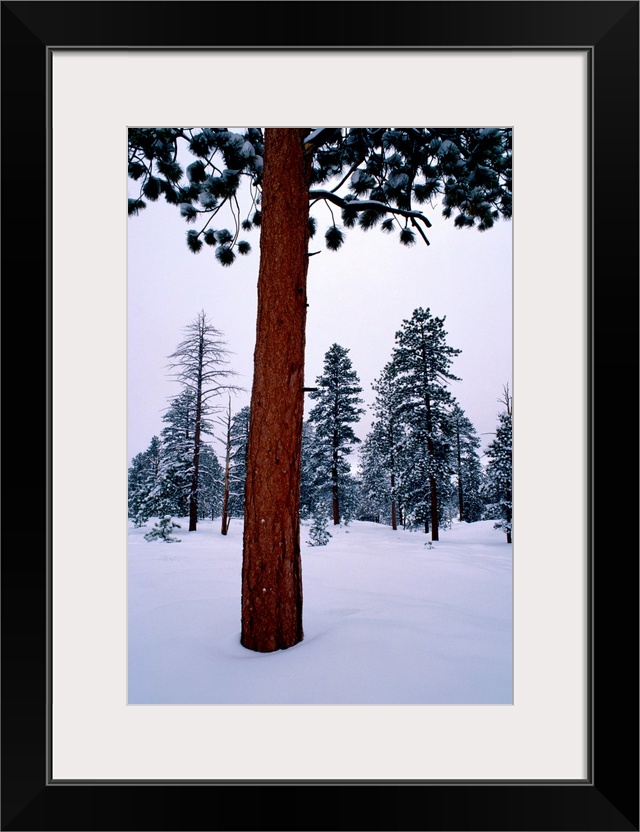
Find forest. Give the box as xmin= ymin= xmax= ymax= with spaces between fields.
xmin=128 ymin=308 xmax=512 ymax=546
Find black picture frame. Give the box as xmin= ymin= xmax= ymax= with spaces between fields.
xmin=2 ymin=2 xmax=638 ymax=830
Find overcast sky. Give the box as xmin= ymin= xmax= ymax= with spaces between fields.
xmin=128 ymin=143 xmax=512 ymax=467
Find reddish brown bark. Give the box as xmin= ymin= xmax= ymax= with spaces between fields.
xmin=241 ymin=129 xmax=311 ymax=652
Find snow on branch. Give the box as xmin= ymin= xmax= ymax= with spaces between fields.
xmin=308 ymin=189 xmax=432 ymax=239
xmin=303 ymin=128 xmax=342 ymax=151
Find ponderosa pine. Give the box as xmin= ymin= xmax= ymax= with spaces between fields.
xmin=240 ymin=129 xmax=311 ymax=651
xmin=128 ymin=127 xmax=511 ymax=650
xmin=388 ymin=308 xmax=461 ymax=541
xmin=308 ymin=344 xmax=365 ymax=526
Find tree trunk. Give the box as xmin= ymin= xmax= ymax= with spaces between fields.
xmin=390 ymin=471 xmax=397 ymax=531
xmin=420 ymin=333 xmax=439 ymax=541
xmin=221 ymin=400 xmax=231 ymax=535
xmin=428 ymin=472 xmax=439 ymax=540
xmin=331 ymin=397 xmax=341 ymax=525
xmin=332 ymin=492 xmax=340 ymax=525
xmin=331 ymin=446 xmax=340 ymax=526
xmin=241 ymin=128 xmax=310 ymax=653
xmin=425 ymin=400 xmax=439 ymax=541
xmin=221 ymin=451 xmax=230 ymax=534
xmin=189 ymin=380 xmax=203 ymax=532
xmin=188 ymin=447 xmax=200 ymax=530
xmin=188 ymin=325 xmax=205 ymax=532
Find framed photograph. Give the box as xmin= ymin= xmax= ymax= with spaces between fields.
xmin=3 ymin=2 xmax=638 ymax=830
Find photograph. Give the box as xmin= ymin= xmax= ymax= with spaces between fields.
xmin=127 ymin=126 xmax=514 ymax=705
xmin=2 ymin=1 xmax=637 ymax=830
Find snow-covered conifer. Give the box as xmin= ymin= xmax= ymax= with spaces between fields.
xmin=156 ymin=389 xmax=201 ymax=517
xmin=388 ymin=308 xmax=461 ymax=540
xmin=484 ymin=386 xmax=513 ymax=543
xmin=166 ymin=311 xmax=239 ymax=531
xmin=227 ymin=405 xmax=250 ymax=520
xmin=367 ymin=362 xmax=406 ymax=529
xmin=306 ymin=502 xmax=332 ymax=547
xmin=308 ymin=344 xmax=365 ymax=526
xmin=197 ymin=444 xmax=225 ymax=521
xmin=356 ymin=426 xmax=394 ymax=525
xmin=144 ymin=515 xmax=181 ymax=543
xmin=128 ymin=435 xmax=162 ymax=524
xmin=449 ymin=403 xmax=485 ymax=523
xmin=300 ymin=419 xmax=321 ymax=520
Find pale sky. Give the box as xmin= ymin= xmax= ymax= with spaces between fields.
xmin=128 ymin=149 xmax=512 ymax=466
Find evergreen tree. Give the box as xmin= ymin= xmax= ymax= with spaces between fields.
xmin=129 ymin=127 xmax=511 ymax=651
xmin=151 ymin=464 xmax=188 ymax=519
xmin=356 ymin=425 xmax=394 ymax=525
xmin=306 ymin=500 xmax=332 ymax=547
xmin=299 ymin=419 xmax=321 ymax=521
xmin=336 ymin=471 xmax=361 ymax=525
xmin=388 ymin=308 xmax=461 ymax=540
xmin=449 ymin=403 xmax=485 ymax=523
xmin=211 ymin=400 xmax=250 ymax=534
xmin=484 ymin=386 xmax=513 ymax=542
xmin=227 ymin=405 xmax=251 ymax=521
xmin=368 ymin=362 xmax=406 ymax=529
xmin=128 ymin=435 xmax=162 ymax=525
xmin=167 ymin=311 xmax=239 ymax=531
xmin=394 ymin=433 xmax=433 ymax=532
xmin=198 ymin=444 xmax=225 ymax=521
xmin=219 ymin=399 xmax=233 ymax=535
xmin=157 ymin=389 xmax=203 ymax=517
xmin=144 ymin=515 xmax=181 ymax=543
xmin=308 ymin=344 xmax=365 ymax=526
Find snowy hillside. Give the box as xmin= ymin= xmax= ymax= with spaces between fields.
xmin=128 ymin=518 xmax=512 ymax=705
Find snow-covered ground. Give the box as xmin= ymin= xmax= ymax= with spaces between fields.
xmin=128 ymin=518 xmax=512 ymax=705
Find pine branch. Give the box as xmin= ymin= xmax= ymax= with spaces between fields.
xmin=303 ymin=128 xmax=343 ymax=153
xmin=328 ymin=161 xmax=365 ymax=195
xmin=308 ymin=189 xmax=432 ymax=233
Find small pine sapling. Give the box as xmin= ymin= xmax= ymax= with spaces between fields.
xmin=306 ymin=504 xmax=331 ymax=547
xmin=144 ymin=515 xmax=182 ymax=543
